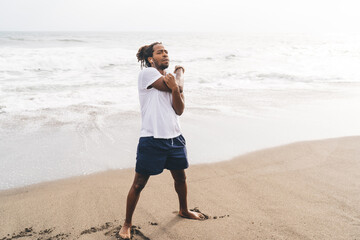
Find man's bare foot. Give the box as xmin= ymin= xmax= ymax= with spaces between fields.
xmin=179 ymin=210 xmax=205 ymax=220
xmin=119 ymin=223 xmax=131 ymax=239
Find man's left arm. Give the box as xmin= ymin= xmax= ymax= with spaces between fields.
xmin=164 ymin=72 xmax=185 ymax=116
xmin=171 ymin=87 xmax=185 ymax=115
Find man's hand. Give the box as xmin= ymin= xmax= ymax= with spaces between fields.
xmin=164 ymin=73 xmax=179 ymax=92
xmin=173 ymin=65 xmax=184 ymax=93
xmin=174 ymin=65 xmax=185 ymax=74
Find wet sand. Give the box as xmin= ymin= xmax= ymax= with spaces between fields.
xmin=1 ymin=136 xmax=360 ymax=239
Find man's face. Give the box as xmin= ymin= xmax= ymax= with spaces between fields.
xmin=150 ymin=44 xmax=169 ymax=70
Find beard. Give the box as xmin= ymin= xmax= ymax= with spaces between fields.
xmin=154 ymin=59 xmax=169 ymax=70
xmin=158 ymin=62 xmax=169 ymax=70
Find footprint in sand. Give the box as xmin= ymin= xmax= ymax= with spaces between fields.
xmin=0 ymin=221 xmax=151 ymax=240
xmin=78 ymin=221 xmax=151 ymax=239
xmin=80 ymin=222 xmax=114 ymax=235
xmin=104 ymin=225 xmax=151 ymax=240
xmin=0 ymin=227 xmax=70 ymax=240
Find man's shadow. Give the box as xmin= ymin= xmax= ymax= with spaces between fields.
xmin=147 ymin=215 xmax=183 ymax=239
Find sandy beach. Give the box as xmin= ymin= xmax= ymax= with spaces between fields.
xmin=1 ymin=136 xmax=360 ymax=240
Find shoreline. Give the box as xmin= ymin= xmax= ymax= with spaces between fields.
xmin=2 ymin=84 xmax=360 ymax=191
xmin=1 ymin=136 xmax=360 ymax=239
xmin=0 ymin=134 xmax=357 ymax=193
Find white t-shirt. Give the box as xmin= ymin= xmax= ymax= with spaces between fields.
xmin=138 ymin=67 xmax=182 ymax=139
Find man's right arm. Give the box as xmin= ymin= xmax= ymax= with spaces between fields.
xmin=149 ymin=70 xmax=184 ymax=93
xmin=147 ymin=76 xmax=172 ymax=92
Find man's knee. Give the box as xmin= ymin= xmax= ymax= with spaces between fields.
xmin=131 ymin=173 xmax=149 ymax=193
xmin=174 ymin=174 xmax=186 ymax=184
xmin=132 ymin=181 xmax=146 ymax=193
xmin=132 ymin=182 xmax=146 ymax=193
xmin=171 ymin=170 xmax=187 ymax=184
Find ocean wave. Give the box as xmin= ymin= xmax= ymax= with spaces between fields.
xmin=186 ymin=56 xmax=213 ymax=62
xmin=5 ymin=37 xmax=45 ymax=42
xmin=7 ymin=37 xmax=26 ymax=41
xmin=0 ymin=104 xmax=108 ymax=130
xmin=100 ymin=63 xmax=119 ymax=69
xmin=3 ymin=83 xmax=96 ymax=93
xmin=24 ymin=68 xmax=54 ymax=73
xmin=0 ymin=105 xmax=6 ymax=114
xmin=57 ymin=39 xmax=86 ymax=43
xmin=225 ymin=54 xmax=237 ymax=59
xmin=2 ymin=36 xmax=86 ymax=44
xmin=256 ymin=73 xmax=300 ymax=81
xmin=186 ymin=53 xmax=244 ymax=62
xmin=23 ymin=68 xmax=71 ymax=73
xmin=255 ymin=73 xmax=346 ymax=83
xmin=1 ymin=70 xmax=24 ymax=76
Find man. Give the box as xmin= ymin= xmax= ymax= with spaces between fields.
xmin=119 ymin=42 xmax=204 ymax=239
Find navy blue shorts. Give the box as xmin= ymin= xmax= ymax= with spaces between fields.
xmin=135 ymin=134 xmax=189 ymax=175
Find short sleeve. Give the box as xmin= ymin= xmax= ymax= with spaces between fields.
xmin=138 ymin=67 xmax=163 ymax=90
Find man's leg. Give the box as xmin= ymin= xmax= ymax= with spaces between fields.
xmin=170 ymin=169 xmax=203 ymax=219
xmin=119 ymin=172 xmax=150 ymax=238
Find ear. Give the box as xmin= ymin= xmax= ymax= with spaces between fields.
xmin=148 ymin=57 xmax=153 ymax=63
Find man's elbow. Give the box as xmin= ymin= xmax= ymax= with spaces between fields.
xmin=175 ymin=110 xmax=183 ymax=116
xmin=175 ymin=107 xmax=184 ymax=116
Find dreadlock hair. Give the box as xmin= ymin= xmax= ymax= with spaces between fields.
xmin=136 ymin=42 xmax=162 ymax=69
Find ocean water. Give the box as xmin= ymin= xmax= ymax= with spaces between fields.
xmin=1 ymin=32 xmax=360 ymax=190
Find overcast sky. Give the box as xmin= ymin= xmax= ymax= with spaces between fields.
xmin=0 ymin=0 xmax=359 ymax=33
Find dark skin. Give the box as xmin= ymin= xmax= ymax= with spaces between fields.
xmin=119 ymin=44 xmax=203 ymax=239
